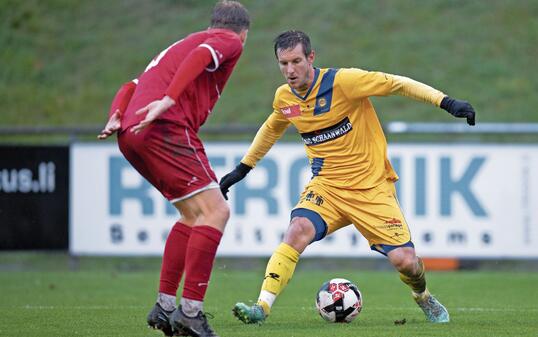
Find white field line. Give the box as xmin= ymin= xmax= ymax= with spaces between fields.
xmin=12 ymin=305 xmax=538 ymax=312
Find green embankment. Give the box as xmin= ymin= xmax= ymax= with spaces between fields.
xmin=1 ymin=0 xmax=537 ymax=140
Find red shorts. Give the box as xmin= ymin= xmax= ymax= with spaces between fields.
xmin=118 ymin=121 xmax=218 ymax=202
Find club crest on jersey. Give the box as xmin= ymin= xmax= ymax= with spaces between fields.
xmin=317 ymin=97 xmax=327 ymax=108
xmin=280 ymin=104 xmax=301 ymax=118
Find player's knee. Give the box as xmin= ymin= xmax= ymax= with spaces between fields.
xmin=289 ymin=217 xmax=315 ymax=237
xmin=391 ymin=251 xmax=418 ymax=274
xmin=284 ymin=217 xmax=315 ymax=249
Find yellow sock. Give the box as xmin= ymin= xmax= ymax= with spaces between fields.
xmin=399 ymin=257 xmax=427 ymax=294
xmin=259 ymin=243 xmax=300 ymax=309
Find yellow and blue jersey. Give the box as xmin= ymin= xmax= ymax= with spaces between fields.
xmin=242 ymin=67 xmax=445 ymax=189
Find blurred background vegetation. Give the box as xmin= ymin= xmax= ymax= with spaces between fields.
xmin=1 ymin=0 xmax=537 ymax=141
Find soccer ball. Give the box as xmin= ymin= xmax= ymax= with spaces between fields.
xmin=315 ymin=278 xmax=362 ymax=323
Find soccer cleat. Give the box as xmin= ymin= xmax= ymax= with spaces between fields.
xmin=147 ymin=303 xmax=177 ymax=336
xmin=170 ymin=306 xmax=219 ymax=337
xmin=413 ymin=290 xmax=450 ymax=323
xmin=232 ymin=302 xmax=266 ymax=324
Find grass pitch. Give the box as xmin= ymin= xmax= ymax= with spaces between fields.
xmin=0 ymin=254 xmax=537 ymax=337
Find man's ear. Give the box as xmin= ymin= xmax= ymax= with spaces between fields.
xmin=239 ymin=29 xmax=248 ymax=44
xmin=307 ymin=50 xmax=315 ymax=65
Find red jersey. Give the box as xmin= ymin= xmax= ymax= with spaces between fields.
xmin=121 ymin=28 xmax=243 ymax=132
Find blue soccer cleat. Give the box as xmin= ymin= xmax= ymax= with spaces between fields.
xmin=413 ymin=290 xmax=450 ymax=323
xmin=232 ymin=302 xmax=266 ymax=324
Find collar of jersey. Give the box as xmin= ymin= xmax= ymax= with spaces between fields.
xmin=290 ymin=67 xmax=320 ymax=101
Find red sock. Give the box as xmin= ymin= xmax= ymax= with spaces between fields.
xmin=182 ymin=226 xmax=223 ymax=301
xmin=159 ymin=222 xmax=192 ymax=296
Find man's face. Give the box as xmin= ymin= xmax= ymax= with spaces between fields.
xmin=276 ymin=44 xmax=314 ymax=91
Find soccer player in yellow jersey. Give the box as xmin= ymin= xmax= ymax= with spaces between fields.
xmin=220 ymin=30 xmax=476 ymax=325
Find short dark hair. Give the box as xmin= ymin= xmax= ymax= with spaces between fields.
xmin=273 ymin=30 xmax=312 ymax=58
xmin=210 ymin=1 xmax=250 ymax=34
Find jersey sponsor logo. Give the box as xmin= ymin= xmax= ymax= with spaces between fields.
xmin=300 ymin=117 xmax=352 ymax=146
xmin=280 ymin=104 xmax=301 ymax=118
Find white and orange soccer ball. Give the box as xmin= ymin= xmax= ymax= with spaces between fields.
xmin=315 ymin=278 xmax=363 ymax=323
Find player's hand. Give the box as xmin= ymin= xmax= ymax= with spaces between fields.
xmin=130 ymin=96 xmax=175 ymax=134
xmin=441 ymin=96 xmax=476 ymax=126
xmin=97 ymin=110 xmax=121 ymax=139
xmin=219 ymin=163 xmax=253 ymax=200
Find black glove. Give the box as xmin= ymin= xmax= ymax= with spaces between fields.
xmin=441 ymin=96 xmax=476 ymax=126
xmin=219 ymin=162 xmax=252 ymax=200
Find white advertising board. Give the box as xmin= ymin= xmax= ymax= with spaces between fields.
xmin=70 ymin=143 xmax=538 ymax=258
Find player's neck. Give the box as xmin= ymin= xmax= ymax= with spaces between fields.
xmin=295 ymin=67 xmax=316 ymax=93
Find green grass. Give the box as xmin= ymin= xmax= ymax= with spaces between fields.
xmin=1 ymin=254 xmax=537 ymax=337
xmin=1 ymin=0 xmax=538 ymax=132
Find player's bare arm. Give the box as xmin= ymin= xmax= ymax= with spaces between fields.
xmin=98 ymin=80 xmax=137 ymax=139
xmin=97 ymin=109 xmax=122 ymax=139
xmin=130 ymin=95 xmax=176 ymax=135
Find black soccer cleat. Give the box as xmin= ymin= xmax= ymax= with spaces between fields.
xmin=147 ymin=303 xmax=188 ymax=336
xmin=170 ymin=306 xmax=219 ymax=337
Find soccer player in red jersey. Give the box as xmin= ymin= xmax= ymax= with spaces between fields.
xmin=98 ymin=2 xmax=249 ymax=336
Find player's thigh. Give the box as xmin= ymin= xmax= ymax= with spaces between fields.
xmin=345 ymin=180 xmax=411 ymax=249
xmin=292 ymin=181 xmax=349 ymax=242
xmin=118 ymin=130 xmax=155 ymax=186
xmin=386 ymin=246 xmax=419 ymax=272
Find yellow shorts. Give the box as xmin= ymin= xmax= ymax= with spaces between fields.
xmin=292 ymin=178 xmax=412 ymax=253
